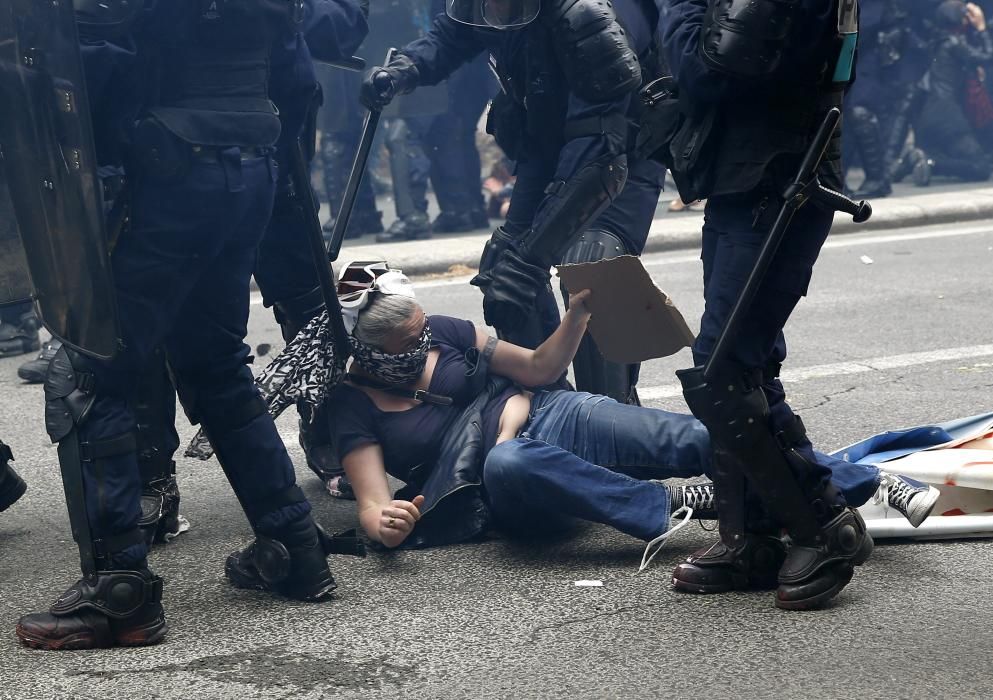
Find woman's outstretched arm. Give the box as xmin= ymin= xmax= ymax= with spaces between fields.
xmin=482 ymin=289 xmax=593 ymax=387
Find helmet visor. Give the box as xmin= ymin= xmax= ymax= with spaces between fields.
xmin=446 ymin=0 xmax=540 ymax=29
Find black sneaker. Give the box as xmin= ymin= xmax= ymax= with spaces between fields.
xmin=878 ymin=473 xmax=940 ymax=528
xmin=17 ymin=338 xmax=62 ymax=384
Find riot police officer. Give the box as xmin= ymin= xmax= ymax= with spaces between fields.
xmin=6 ymin=0 xmax=354 ymax=650
xmin=360 ymin=0 xmax=665 ymax=404
xmin=657 ymin=0 xmax=873 ymax=609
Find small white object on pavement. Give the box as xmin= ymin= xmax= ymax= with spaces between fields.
xmin=860 ymin=255 xmax=874 ymax=265
xmin=574 ymin=580 xmax=603 ymax=587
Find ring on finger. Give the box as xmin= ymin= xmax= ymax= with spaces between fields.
xmin=388 ymin=517 xmax=396 ymax=527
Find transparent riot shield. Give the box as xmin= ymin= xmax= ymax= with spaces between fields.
xmin=0 ymin=0 xmax=120 ymax=359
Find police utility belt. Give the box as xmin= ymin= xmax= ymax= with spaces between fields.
xmin=132 ymin=117 xmax=270 ymax=184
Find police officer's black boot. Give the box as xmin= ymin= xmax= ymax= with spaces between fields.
xmin=675 ymin=365 xmax=872 ymax=609
xmin=225 ymin=508 xmax=349 ymax=601
xmin=0 ymin=307 xmax=41 ymax=358
xmin=0 ymin=440 xmax=27 ymax=512
xmin=848 ymin=106 xmax=891 ymax=199
xmin=672 ymin=450 xmax=787 ymax=593
xmin=376 ymin=211 xmax=432 ymax=242
xmin=17 ymin=564 xmax=167 ymax=650
xmin=17 ymin=347 xmax=169 ymax=650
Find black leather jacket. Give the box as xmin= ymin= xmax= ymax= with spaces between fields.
xmin=393 ymin=358 xmax=512 ymax=549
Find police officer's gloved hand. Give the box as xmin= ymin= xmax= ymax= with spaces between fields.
xmin=359 ymin=55 xmax=420 ymax=110
xmin=471 ymin=250 xmax=549 ymax=332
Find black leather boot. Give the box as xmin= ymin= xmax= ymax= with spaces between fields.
xmin=16 ymin=568 xmax=167 ymax=650
xmin=225 ymin=514 xmax=364 ymax=602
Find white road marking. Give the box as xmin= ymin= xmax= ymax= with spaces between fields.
xmin=249 ymin=223 xmax=993 ymax=304
xmin=275 ymin=343 xmax=993 ymax=448
xmin=639 ymin=344 xmax=993 ymax=401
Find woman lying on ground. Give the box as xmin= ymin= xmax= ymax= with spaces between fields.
xmin=326 ymin=267 xmax=939 ymax=559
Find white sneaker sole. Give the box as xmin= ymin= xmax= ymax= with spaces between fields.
xmin=905 ymin=485 xmax=941 ymax=528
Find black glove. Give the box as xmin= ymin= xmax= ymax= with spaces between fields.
xmin=359 ymin=54 xmax=420 ymax=110
xmin=470 ymin=250 xmax=549 ymax=332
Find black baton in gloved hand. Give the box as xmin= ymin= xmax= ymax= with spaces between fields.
xmin=325 ymin=48 xmax=396 ymax=263
xmin=703 ymin=107 xmax=872 ymax=381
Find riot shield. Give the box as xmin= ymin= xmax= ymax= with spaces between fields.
xmin=0 ymin=0 xmax=120 ymax=359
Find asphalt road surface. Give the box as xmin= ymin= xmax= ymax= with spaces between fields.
xmin=2 ymin=221 xmax=993 ymax=699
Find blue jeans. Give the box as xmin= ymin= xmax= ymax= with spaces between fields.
xmin=482 ymin=391 xmax=882 ymax=542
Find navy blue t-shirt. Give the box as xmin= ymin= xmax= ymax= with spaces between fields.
xmin=328 ymin=315 xmax=518 ymax=481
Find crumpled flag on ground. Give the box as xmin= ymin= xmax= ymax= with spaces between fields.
xmin=185 ymin=310 xmax=346 ymax=460
xmin=835 ymin=411 xmax=993 ymax=539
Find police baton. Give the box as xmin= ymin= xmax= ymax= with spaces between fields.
xmin=325 ymin=48 xmax=396 ymax=263
xmin=290 ymin=138 xmax=352 ymax=363
xmin=703 ymin=107 xmax=872 ymax=381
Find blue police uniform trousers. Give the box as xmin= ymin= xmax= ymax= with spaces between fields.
xmin=693 ymin=193 xmax=838 ymax=499
xmin=77 ymin=148 xmax=308 ymax=568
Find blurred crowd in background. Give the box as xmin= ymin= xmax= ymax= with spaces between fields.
xmin=314 ymin=0 xmax=993 ymax=242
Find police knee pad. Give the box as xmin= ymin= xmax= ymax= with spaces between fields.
xmin=44 ymin=346 xmax=98 ymax=442
xmin=559 ymin=229 xmax=629 ymax=265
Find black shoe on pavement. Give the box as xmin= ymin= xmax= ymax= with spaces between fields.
xmin=672 ymin=534 xmax=788 ymax=594
xmin=16 ymin=569 xmax=167 ymax=650
xmin=322 ymin=210 xmax=385 ymax=241
xmin=17 ymin=338 xmax=62 ymax=384
xmin=432 ymin=210 xmax=476 ymax=233
xmin=0 ymin=313 xmax=41 ymax=359
xmin=376 ymin=212 xmax=432 ymax=242
xmin=225 ymin=515 xmax=364 ymax=601
xmin=775 ymin=507 xmax=873 ymax=610
xmin=851 ymin=178 xmax=892 ymax=199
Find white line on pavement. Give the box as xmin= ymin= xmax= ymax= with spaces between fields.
xmin=639 ymin=343 xmax=993 ymax=400
xmin=250 ymin=222 xmax=993 ymax=304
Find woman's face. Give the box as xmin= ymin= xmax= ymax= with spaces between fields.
xmin=378 ymin=305 xmax=427 ymax=355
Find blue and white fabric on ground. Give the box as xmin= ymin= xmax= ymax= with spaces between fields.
xmin=836 ymin=412 xmax=993 ymax=539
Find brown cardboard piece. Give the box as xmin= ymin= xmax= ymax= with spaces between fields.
xmin=557 ymin=255 xmax=695 ymax=364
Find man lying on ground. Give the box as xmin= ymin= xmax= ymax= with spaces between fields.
xmin=326 ymin=267 xmax=939 ymax=558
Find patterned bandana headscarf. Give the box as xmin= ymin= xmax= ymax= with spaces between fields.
xmin=349 ymin=318 xmax=432 ymax=385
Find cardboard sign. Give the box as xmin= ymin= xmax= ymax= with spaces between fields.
xmin=557 ymin=255 xmax=695 ymax=364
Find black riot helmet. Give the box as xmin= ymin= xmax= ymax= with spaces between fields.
xmin=446 ymin=0 xmax=540 ymax=29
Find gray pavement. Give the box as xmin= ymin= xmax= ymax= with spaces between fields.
xmin=335 ymin=179 xmax=993 ymax=276
xmin=3 ymin=218 xmax=993 ymax=697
